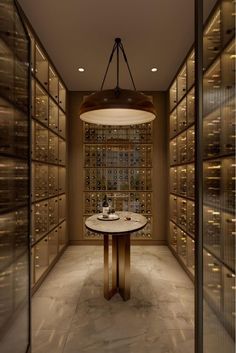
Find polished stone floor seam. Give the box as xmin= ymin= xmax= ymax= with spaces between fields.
xmin=32 ymin=245 xmax=195 ymax=353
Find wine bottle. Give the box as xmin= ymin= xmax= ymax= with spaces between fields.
xmin=102 ymin=195 xmax=109 ymax=216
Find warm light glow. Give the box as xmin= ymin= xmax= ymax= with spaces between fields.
xmin=78 ymin=67 xmax=85 ymax=72
xmin=80 ymin=108 xmax=156 ymax=125
xmin=151 ymin=67 xmax=158 ymax=72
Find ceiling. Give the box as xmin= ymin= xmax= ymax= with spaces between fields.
xmin=18 ymin=0 xmax=216 ymax=91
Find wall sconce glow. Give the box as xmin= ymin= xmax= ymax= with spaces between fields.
xmin=151 ymin=67 xmax=158 ymax=72
xmin=79 ymin=38 xmax=156 ymax=125
xmin=78 ymin=67 xmax=85 ymax=72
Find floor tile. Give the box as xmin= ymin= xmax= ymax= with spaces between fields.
xmin=32 ymin=245 xmax=195 ymax=353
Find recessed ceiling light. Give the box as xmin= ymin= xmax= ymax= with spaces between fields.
xmin=151 ymin=67 xmax=158 ymax=72
xmin=78 ymin=67 xmax=85 ymax=72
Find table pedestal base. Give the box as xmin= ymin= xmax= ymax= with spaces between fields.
xmin=104 ymin=233 xmax=130 ymax=301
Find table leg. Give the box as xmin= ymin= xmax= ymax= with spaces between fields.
xmin=103 ymin=234 xmax=110 ymax=300
xmin=118 ymin=234 xmax=130 ymax=301
xmin=112 ymin=236 xmax=118 ymax=290
xmin=103 ymin=233 xmax=131 ymax=301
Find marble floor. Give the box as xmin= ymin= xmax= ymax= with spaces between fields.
xmin=32 ymin=246 xmax=195 ymax=353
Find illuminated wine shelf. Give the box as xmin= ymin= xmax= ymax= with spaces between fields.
xmin=27 ymin=25 xmax=68 ymax=290
xmin=83 ymin=123 xmax=153 ymax=240
xmin=0 ymin=0 xmax=30 ymax=348
xmin=169 ymin=0 xmax=235 ymax=339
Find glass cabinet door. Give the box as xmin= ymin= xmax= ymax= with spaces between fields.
xmin=49 ymin=66 xmax=59 ymax=102
xmin=35 ymin=44 xmax=48 ymax=89
xmin=58 ymin=221 xmax=67 ymax=251
xmin=49 ymin=98 xmax=59 ymax=133
xmin=48 ymin=228 xmax=58 ymax=264
xmin=58 ymin=109 xmax=66 ymax=138
xmin=201 ymin=2 xmax=235 ymax=353
xmin=59 ymin=81 xmax=66 ymax=111
xmin=0 ymin=1 xmax=30 ymax=352
xmin=35 ymin=83 xmax=48 ymax=125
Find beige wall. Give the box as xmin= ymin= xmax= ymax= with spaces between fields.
xmin=68 ymin=91 xmax=168 ymax=245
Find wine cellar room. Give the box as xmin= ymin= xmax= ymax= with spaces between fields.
xmin=0 ymin=0 xmax=235 ymax=353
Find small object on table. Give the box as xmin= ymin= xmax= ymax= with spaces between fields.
xmin=97 ymin=213 xmax=119 ymax=221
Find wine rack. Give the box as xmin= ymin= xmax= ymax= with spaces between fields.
xmin=27 ymin=25 xmax=68 ymax=289
xmin=169 ymin=0 xmax=235 ymax=340
xmin=0 ymin=0 xmax=30 ymax=350
xmin=83 ymin=123 xmax=153 ymax=239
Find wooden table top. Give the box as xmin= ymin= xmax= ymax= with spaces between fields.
xmin=85 ymin=211 xmax=147 ymax=235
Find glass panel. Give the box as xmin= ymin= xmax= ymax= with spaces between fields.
xmin=48 ymin=228 xmax=58 ymax=264
xmin=49 ymin=98 xmax=58 ymax=134
xmin=203 ymin=59 xmax=221 ymax=116
xmin=169 ymin=221 xmax=178 ymax=251
xmin=187 ymin=127 xmax=195 ymax=162
xmin=203 ymin=7 xmax=221 ymax=70
xmin=222 ymin=212 xmax=235 ymax=271
xmin=221 ymin=97 xmax=235 ymax=154
xmin=187 ymin=49 xmax=195 ymax=89
xmin=221 ymin=39 xmax=235 ymax=108
xmin=58 ymin=109 xmax=66 ymax=138
xmin=170 ymin=167 xmax=178 ymax=194
xmin=35 ymin=83 xmax=48 ymax=125
xmin=0 ymin=2 xmax=30 ymax=351
xmin=58 ymin=137 xmax=66 ymax=165
xmin=59 ymin=81 xmax=66 ymax=111
xmin=203 ymin=108 xmax=221 ymax=158
xmin=177 ymin=197 xmax=187 ymax=231
xmin=49 ymin=66 xmax=58 ymax=101
xmin=177 ymin=229 xmax=187 ymax=264
xmin=169 ymin=81 xmax=177 ymax=111
xmin=169 ymin=139 xmax=177 ymax=165
xmin=202 ymin=2 xmax=235 ymax=352
xmin=169 ymin=194 xmax=177 ymax=222
xmin=222 ymin=0 xmax=236 ymax=46
xmin=59 ymin=167 xmax=66 ymax=194
xmin=33 ymin=121 xmax=48 ymax=162
xmin=0 ymin=157 xmax=28 ymax=212
xmin=177 ymin=64 xmax=187 ymax=101
xmin=187 ymin=164 xmax=195 ymax=199
xmin=48 ymin=197 xmax=58 ymax=231
xmin=35 ymin=44 xmax=48 ymax=89
xmin=177 ymin=97 xmax=187 ymax=131
xmin=32 ymin=200 xmax=48 ymax=243
xmin=170 ymin=109 xmax=177 ymax=138
xmin=32 ymin=163 xmax=48 ymax=201
xmin=177 ymin=131 xmax=187 ymax=164
xmin=58 ymin=194 xmax=66 ymax=222
xmin=203 ymin=205 xmax=221 ymax=257
xmin=187 ymin=87 xmax=195 ymax=125
xmin=187 ymin=200 xmax=195 ymax=236
xmin=58 ymin=221 xmax=67 ymax=251
xmin=178 ymin=165 xmax=187 ymax=196
xmin=34 ymin=236 xmax=49 ymax=282
xmin=48 ymin=165 xmax=58 ymax=197
xmin=187 ymin=236 xmax=195 ymax=275
xmin=0 ymin=98 xmax=28 ymax=158
xmin=48 ymin=132 xmax=58 ymax=164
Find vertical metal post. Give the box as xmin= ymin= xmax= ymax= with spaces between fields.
xmin=195 ymin=0 xmax=203 ymax=352
xmin=115 ymin=38 xmax=121 ymax=89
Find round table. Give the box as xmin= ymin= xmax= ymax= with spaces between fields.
xmin=85 ymin=211 xmax=147 ymax=301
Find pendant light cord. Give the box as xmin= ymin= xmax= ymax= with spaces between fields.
xmin=100 ymin=38 xmax=136 ymax=91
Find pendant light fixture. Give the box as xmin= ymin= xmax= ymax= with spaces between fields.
xmin=79 ymin=38 xmax=156 ymax=125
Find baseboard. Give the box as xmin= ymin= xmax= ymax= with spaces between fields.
xmin=69 ymin=239 xmax=167 ymax=246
